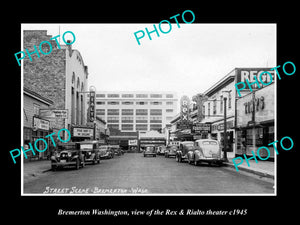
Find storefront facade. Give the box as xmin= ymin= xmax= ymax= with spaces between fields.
xmin=235 ymin=83 xmax=275 ymax=159
xmin=23 ymin=87 xmax=54 ymax=161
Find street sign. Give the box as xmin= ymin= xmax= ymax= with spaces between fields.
xmin=33 ymin=117 xmax=50 ymax=131
xmin=192 ymin=122 xmax=210 ymax=133
xmin=73 ymin=127 xmax=93 ymax=137
xmin=40 ymin=109 xmax=68 ymax=119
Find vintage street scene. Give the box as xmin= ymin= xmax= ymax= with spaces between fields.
xmin=22 ymin=24 xmax=276 ymax=195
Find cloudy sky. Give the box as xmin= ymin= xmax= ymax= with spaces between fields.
xmin=22 ymin=23 xmax=276 ymax=99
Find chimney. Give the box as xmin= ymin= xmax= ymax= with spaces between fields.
xmin=67 ymin=40 xmax=72 ymax=57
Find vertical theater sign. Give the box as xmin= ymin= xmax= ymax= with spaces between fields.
xmin=89 ymin=89 xmax=96 ymax=122
xmin=177 ymin=96 xmax=193 ymax=135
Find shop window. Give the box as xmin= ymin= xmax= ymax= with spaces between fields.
xmin=33 ymin=103 xmax=40 ymax=116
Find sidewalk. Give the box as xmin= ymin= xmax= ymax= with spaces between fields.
xmin=224 ymin=157 xmax=275 ymax=179
xmin=23 ymin=160 xmax=52 ymax=184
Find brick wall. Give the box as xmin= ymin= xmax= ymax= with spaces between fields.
xmin=23 ymin=30 xmax=66 ymax=109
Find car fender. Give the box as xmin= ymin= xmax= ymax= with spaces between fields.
xmin=194 ymin=150 xmax=203 ymax=161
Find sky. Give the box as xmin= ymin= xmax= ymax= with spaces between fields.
xmin=22 ymin=23 xmax=276 ymax=100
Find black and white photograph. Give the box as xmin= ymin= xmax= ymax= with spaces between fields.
xmin=20 ymin=23 xmax=277 ymax=196
xmin=4 ymin=4 xmax=299 ymax=224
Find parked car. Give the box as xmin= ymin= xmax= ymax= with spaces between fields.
xmin=165 ymin=145 xmax=178 ymax=158
xmin=76 ymin=141 xmax=101 ymax=165
xmin=190 ymin=139 xmax=223 ymax=166
xmin=176 ymin=141 xmax=195 ymax=162
xmin=99 ymin=145 xmax=114 ymax=159
xmin=143 ymin=146 xmax=157 ymax=157
xmin=110 ymin=145 xmax=123 ymax=156
xmin=157 ymin=145 xmax=167 ymax=155
xmin=51 ymin=142 xmax=85 ymax=170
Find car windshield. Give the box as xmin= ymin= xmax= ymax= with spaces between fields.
xmin=146 ymin=147 xmax=154 ymax=151
xmin=57 ymin=144 xmax=76 ymax=151
xmin=202 ymin=141 xmax=218 ymax=145
xmin=80 ymin=144 xmax=93 ymax=150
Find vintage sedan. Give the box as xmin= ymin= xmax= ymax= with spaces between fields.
xmin=176 ymin=141 xmax=195 ymax=162
xmin=51 ymin=142 xmax=85 ymax=170
xmin=99 ymin=145 xmax=114 ymax=159
xmin=191 ymin=139 xmax=223 ymax=166
xmin=143 ymin=146 xmax=157 ymax=157
xmin=164 ymin=145 xmax=178 ymax=158
xmin=76 ymin=141 xmax=101 ymax=165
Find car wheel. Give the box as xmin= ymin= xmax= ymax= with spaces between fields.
xmin=144 ymin=154 xmax=146 ymax=157
xmin=194 ymin=158 xmax=198 ymax=166
xmin=76 ymin=159 xmax=80 ymax=170
xmin=51 ymin=165 xmax=57 ymax=171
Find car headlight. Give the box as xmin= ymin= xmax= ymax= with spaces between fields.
xmin=68 ymin=152 xmax=72 ymax=157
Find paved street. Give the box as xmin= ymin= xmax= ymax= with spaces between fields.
xmin=24 ymin=153 xmax=274 ymax=194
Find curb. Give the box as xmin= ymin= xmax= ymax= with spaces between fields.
xmin=223 ymin=162 xmax=274 ymax=179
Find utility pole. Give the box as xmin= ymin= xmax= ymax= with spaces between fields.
xmin=223 ymin=97 xmax=228 ymax=162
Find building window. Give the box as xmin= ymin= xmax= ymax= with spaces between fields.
xmin=136 ymin=109 xmax=148 ymax=115
xmin=220 ymin=95 xmax=223 ymax=113
xmin=136 ymin=116 xmax=148 ymax=123
xmin=107 ymin=101 xmax=119 ymax=105
xmin=213 ymin=99 xmax=216 ymax=115
xmin=136 ymin=124 xmax=148 ymax=131
xmin=228 ymin=92 xmax=232 ymax=109
xmin=72 ymin=73 xmax=75 ymax=85
xmin=166 ymin=94 xmax=173 ymax=98
xmin=150 ymin=94 xmax=162 ymax=98
xmin=166 ymin=109 xmax=173 ymax=113
xmin=150 ymin=109 xmax=162 ymax=115
xmin=121 ymin=94 xmax=134 ymax=98
xmin=208 ymin=102 xmax=211 ymax=116
xmin=150 ymin=124 xmax=162 ymax=130
xmin=136 ymin=101 xmax=148 ymax=105
xmin=96 ymin=101 xmax=105 ymax=105
xmin=33 ymin=103 xmax=40 ymax=116
xmin=150 ymin=101 xmax=162 ymax=105
xmin=122 ymin=109 xmax=134 ymax=115
xmin=166 ymin=101 xmax=173 ymax=105
xmin=107 ymin=116 xmax=119 ymax=123
xmin=107 ymin=94 xmax=119 ymax=98
xmin=107 ymin=109 xmax=119 ymax=115
xmin=108 ymin=124 xmax=119 ymax=130
xmin=122 ymin=101 xmax=133 ymax=105
xmin=122 ymin=116 xmax=133 ymax=123
xmin=136 ymin=94 xmax=148 ymax=98
xmin=121 ymin=124 xmax=133 ymax=131
xmin=150 ymin=116 xmax=162 ymax=123
xmin=96 ymin=94 xmax=105 ymax=98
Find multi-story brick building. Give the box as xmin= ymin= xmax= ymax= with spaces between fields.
xmin=23 ymin=30 xmax=89 ymax=140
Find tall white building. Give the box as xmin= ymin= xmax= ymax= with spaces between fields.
xmin=94 ymin=91 xmax=178 ymax=133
